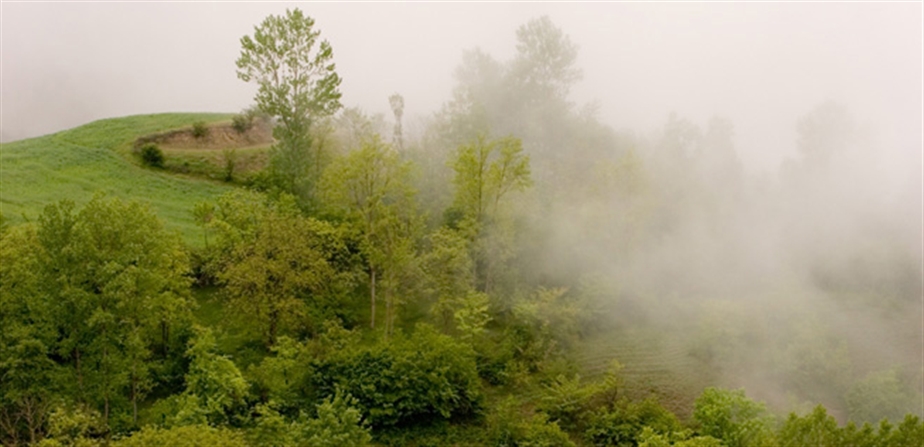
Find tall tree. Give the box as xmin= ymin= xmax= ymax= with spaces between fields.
xmin=422 ymin=227 xmax=475 ymax=332
xmin=796 ymin=100 xmax=857 ymax=169
xmin=33 ymin=196 xmax=191 ymax=428
xmin=237 ymin=8 xmax=343 ymax=207
xmin=0 ymin=224 xmax=57 ymax=445
xmin=388 ymin=93 xmax=405 ymax=151
xmin=320 ymin=135 xmax=418 ymax=335
xmin=449 ymin=134 xmax=531 ymax=293
xmin=175 ymin=327 xmax=249 ymax=427
xmin=220 ymin=211 xmax=338 ymax=348
xmin=511 ymin=15 xmax=582 ymax=100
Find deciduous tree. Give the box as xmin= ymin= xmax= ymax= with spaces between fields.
xmin=35 ymin=196 xmax=191 ymax=428
xmin=237 ymin=8 xmax=343 ymax=207
xmin=221 ymin=211 xmax=338 ymax=348
xmin=320 ymin=135 xmax=418 ymax=335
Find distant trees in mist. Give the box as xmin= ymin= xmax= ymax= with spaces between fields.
xmin=1 ymin=8 xmax=921 ymax=447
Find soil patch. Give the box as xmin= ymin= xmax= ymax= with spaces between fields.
xmin=135 ymin=119 xmax=274 ymax=151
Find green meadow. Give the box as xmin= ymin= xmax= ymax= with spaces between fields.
xmin=0 ymin=113 xmax=234 ymax=245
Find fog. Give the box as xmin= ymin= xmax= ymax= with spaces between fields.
xmin=3 ymin=4 xmax=919 ymax=173
xmin=2 ymin=2 xmax=922 ymax=421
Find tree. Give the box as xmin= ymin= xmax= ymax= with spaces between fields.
xmin=320 ymin=135 xmax=418 ymax=335
xmin=693 ymin=387 xmax=776 ymax=447
xmin=388 ymin=93 xmax=405 ymax=151
xmin=511 ymin=15 xmax=582 ymax=100
xmin=221 ymin=211 xmax=339 ymax=348
xmin=34 ymin=196 xmax=191 ymax=428
xmin=449 ymin=134 xmax=531 ymax=293
xmin=422 ymin=227 xmax=475 ymax=332
xmin=845 ymin=368 xmax=921 ymax=425
xmin=451 ymin=134 xmax=531 ymax=227
xmin=174 ymin=327 xmax=249 ymax=427
xmin=237 ymin=8 xmax=343 ymax=206
xmin=777 ymin=405 xmax=839 ymax=447
xmin=0 ymin=224 xmax=57 ymax=446
xmin=796 ymin=100 xmax=857 ymax=169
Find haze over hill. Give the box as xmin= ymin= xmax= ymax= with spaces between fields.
xmin=2 ymin=3 xmax=920 ymax=180
xmin=1 ymin=3 xmax=923 ymax=445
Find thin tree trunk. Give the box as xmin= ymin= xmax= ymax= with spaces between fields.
xmin=161 ymin=320 xmax=169 ymax=359
xmin=1 ymin=406 xmax=21 ymax=447
xmin=384 ymin=288 xmax=392 ymax=342
xmin=131 ymin=363 xmax=138 ymax=426
xmin=74 ymin=348 xmax=83 ymax=395
xmin=370 ymin=267 xmax=377 ymax=329
xmin=24 ymin=397 xmax=36 ymax=446
xmin=268 ymin=308 xmax=279 ymax=348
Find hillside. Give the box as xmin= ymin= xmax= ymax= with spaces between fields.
xmin=0 ymin=113 xmax=238 ymax=245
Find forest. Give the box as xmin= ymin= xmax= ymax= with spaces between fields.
xmin=1 ymin=9 xmax=922 ymax=447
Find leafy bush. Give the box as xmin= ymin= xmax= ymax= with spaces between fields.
xmin=486 ymin=397 xmax=575 ymax=447
xmin=250 ymin=391 xmax=372 ymax=447
xmin=777 ymin=405 xmax=839 ymax=447
xmin=302 ymin=392 xmax=373 ymax=447
xmin=310 ymin=324 xmax=482 ymax=428
xmin=503 ymin=287 xmax=583 ymax=374
xmin=541 ymin=378 xmax=591 ymax=429
xmin=584 ymin=397 xmax=683 ymax=447
xmin=35 ymin=405 xmax=106 ymax=447
xmin=538 ymin=363 xmax=625 ymax=433
xmin=637 ymin=427 xmax=724 ymax=447
xmin=191 ymin=121 xmax=209 ymax=139
xmin=884 ymin=414 xmax=924 ymax=447
xmin=693 ymin=387 xmax=775 ymax=447
xmin=222 ymin=149 xmax=238 ymax=182
xmin=174 ymin=327 xmax=250 ymax=426
xmin=846 ymin=368 xmax=920 ymax=424
xmin=231 ymin=109 xmax=256 ymax=134
xmin=112 ymin=425 xmax=249 ymax=447
xmin=139 ymin=142 xmax=164 ymax=168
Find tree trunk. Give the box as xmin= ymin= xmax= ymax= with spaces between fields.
xmin=161 ymin=320 xmax=169 ymax=359
xmin=131 ymin=364 xmax=138 ymax=426
xmin=74 ymin=348 xmax=84 ymax=396
xmin=370 ymin=267 xmax=377 ymax=329
xmin=268 ymin=308 xmax=279 ymax=349
xmin=384 ymin=288 xmax=392 ymax=342
xmin=24 ymin=397 xmax=36 ymax=446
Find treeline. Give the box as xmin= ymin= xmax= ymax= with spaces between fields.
xmin=3 ymin=8 xmax=922 ymax=446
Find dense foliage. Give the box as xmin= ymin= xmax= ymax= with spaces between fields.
xmin=2 ymin=8 xmax=921 ymax=447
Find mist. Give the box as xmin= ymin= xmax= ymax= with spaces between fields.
xmin=2 ymin=1 xmax=921 ymax=422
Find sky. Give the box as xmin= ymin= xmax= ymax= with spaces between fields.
xmin=1 ymin=2 xmax=921 ymax=178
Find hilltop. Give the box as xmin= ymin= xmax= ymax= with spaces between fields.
xmin=0 ymin=113 xmax=257 ymax=246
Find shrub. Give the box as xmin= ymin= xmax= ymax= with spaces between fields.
xmin=35 ymin=405 xmax=106 ymax=447
xmin=846 ymin=369 xmax=919 ymax=424
xmin=487 ymin=397 xmax=575 ymax=447
xmin=249 ymin=392 xmax=372 ymax=447
xmin=310 ymin=324 xmax=482 ymax=428
xmin=139 ymin=142 xmax=164 ymax=168
xmin=693 ymin=387 xmax=775 ymax=447
xmin=231 ymin=110 xmax=255 ymax=134
xmin=777 ymin=405 xmax=838 ymax=447
xmin=191 ymin=121 xmax=209 ymax=139
xmin=112 ymin=425 xmax=249 ymax=447
xmin=584 ymin=398 xmax=683 ymax=447
xmin=222 ymin=149 xmax=237 ymax=182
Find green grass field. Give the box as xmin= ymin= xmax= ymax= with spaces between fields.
xmin=0 ymin=113 xmax=236 ymax=246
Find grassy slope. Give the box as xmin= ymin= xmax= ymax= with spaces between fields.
xmin=0 ymin=113 xmax=235 ymax=246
